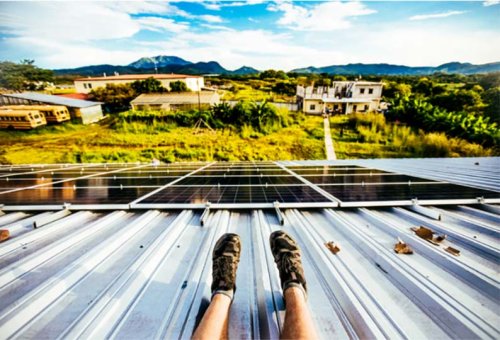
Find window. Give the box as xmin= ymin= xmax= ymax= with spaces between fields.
xmin=368 ymin=88 xmax=373 ymax=94
xmin=353 ymin=105 xmax=357 ymax=111
xmin=83 ymin=83 xmax=87 ymax=89
xmin=360 ymin=88 xmax=365 ymax=94
xmin=364 ymin=105 xmax=369 ymax=111
xmin=310 ymin=104 xmax=316 ymax=110
xmin=88 ymin=83 xmax=92 ymax=89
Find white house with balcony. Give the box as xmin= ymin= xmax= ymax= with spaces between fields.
xmin=297 ymin=81 xmax=383 ymax=115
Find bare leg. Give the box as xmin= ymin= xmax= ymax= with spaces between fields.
xmin=192 ymin=294 xmax=231 ymax=340
xmin=269 ymin=231 xmax=318 ymax=339
xmin=192 ymin=233 xmax=241 ymax=340
xmin=281 ymin=287 xmax=318 ymax=340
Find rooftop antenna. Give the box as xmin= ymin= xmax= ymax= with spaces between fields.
xmin=153 ymin=60 xmax=158 ymax=74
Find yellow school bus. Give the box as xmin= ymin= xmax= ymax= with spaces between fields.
xmin=1 ymin=105 xmax=70 ymax=123
xmin=0 ymin=110 xmax=47 ymax=130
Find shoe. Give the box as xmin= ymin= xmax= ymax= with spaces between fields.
xmin=211 ymin=233 xmax=241 ymax=300
xmin=269 ymin=230 xmax=307 ymax=298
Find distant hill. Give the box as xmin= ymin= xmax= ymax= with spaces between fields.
xmin=54 ymin=56 xmax=259 ymax=76
xmin=291 ymin=62 xmax=500 ymax=75
xmin=53 ymin=56 xmax=499 ymax=77
xmin=128 ymin=55 xmax=191 ymax=69
xmin=54 ymin=64 xmax=138 ymax=77
xmin=232 ymin=66 xmax=260 ymax=75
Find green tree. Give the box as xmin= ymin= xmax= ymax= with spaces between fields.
xmin=383 ymin=82 xmax=412 ymax=100
xmin=0 ymin=60 xmax=54 ymax=91
xmin=131 ymin=77 xmax=166 ymax=94
xmin=259 ymin=69 xmax=288 ymax=80
xmin=89 ymin=83 xmax=136 ymax=112
xmin=272 ymin=82 xmax=296 ymax=96
xmin=169 ymin=80 xmax=189 ymax=92
xmin=482 ymin=87 xmax=500 ymax=123
xmin=430 ymin=89 xmax=483 ymax=112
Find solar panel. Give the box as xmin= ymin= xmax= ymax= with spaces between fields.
xmin=319 ymin=183 xmax=500 ymax=202
xmin=139 ymin=184 xmax=328 ymax=204
xmin=0 ymin=162 xmax=498 ymax=208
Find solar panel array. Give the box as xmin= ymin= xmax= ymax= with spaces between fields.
xmin=0 ymin=162 xmax=498 ymax=208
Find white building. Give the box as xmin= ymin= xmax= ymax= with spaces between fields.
xmin=74 ymin=74 xmax=205 ymax=94
xmin=297 ymin=81 xmax=384 ymax=114
xmin=130 ymin=91 xmax=220 ymax=111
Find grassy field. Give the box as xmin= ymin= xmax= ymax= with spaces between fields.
xmin=0 ymin=115 xmax=325 ymax=164
xmin=0 ymin=112 xmax=493 ymax=164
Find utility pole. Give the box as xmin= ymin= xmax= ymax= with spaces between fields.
xmin=197 ymin=78 xmax=201 ymax=112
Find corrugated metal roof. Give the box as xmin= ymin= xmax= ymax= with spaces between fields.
xmin=0 ymin=158 xmax=498 ymax=339
xmin=2 ymin=93 xmax=103 ymax=108
xmin=131 ymin=92 xmax=220 ymax=105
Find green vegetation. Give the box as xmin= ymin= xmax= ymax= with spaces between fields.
xmin=330 ymin=113 xmax=493 ymax=158
xmin=0 ymin=108 xmax=324 ymax=164
xmin=169 ymin=80 xmax=189 ymax=92
xmin=0 ymin=107 xmax=494 ymax=164
xmin=0 ymin=60 xmax=54 ymax=91
xmin=0 ymin=61 xmax=498 ymax=163
xmin=384 ymin=75 xmax=499 ymax=147
xmin=88 ymin=77 xmax=186 ymax=112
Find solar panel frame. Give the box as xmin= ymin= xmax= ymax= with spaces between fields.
xmin=0 ymin=161 xmax=499 ymax=210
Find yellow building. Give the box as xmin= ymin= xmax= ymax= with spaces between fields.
xmin=74 ymin=74 xmax=204 ymax=94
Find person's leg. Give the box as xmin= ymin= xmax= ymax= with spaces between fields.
xmin=192 ymin=233 xmax=241 ymax=340
xmin=281 ymin=287 xmax=317 ymax=339
xmin=270 ymin=230 xmax=318 ymax=340
xmin=191 ymin=293 xmax=231 ymax=340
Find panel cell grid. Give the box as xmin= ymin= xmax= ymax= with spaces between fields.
xmin=140 ymin=185 xmax=329 ymax=204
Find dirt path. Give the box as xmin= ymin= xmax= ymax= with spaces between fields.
xmin=323 ymin=116 xmax=337 ymax=160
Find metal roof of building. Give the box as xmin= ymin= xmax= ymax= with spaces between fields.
xmin=1 ymin=93 xmax=103 ymax=108
xmin=0 ymin=157 xmax=498 ymax=339
xmin=131 ymin=92 xmax=220 ymax=105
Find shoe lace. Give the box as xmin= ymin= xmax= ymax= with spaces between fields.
xmin=280 ymin=252 xmax=299 ymax=276
xmin=214 ymin=256 xmax=234 ymax=286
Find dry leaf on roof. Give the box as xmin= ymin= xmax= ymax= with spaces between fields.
xmin=0 ymin=229 xmax=10 ymax=242
xmin=445 ymin=246 xmax=461 ymax=256
xmin=325 ymin=241 xmax=340 ymax=254
xmin=394 ymin=238 xmax=413 ymax=254
xmin=411 ymin=226 xmax=446 ymax=246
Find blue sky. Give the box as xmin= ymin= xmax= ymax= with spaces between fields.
xmin=0 ymin=1 xmax=499 ymax=70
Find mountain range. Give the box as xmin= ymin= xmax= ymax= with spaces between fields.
xmin=53 ymin=55 xmax=500 ymax=76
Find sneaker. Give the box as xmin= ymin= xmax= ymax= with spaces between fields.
xmin=211 ymin=233 xmax=241 ymax=300
xmin=269 ymin=230 xmax=307 ymax=297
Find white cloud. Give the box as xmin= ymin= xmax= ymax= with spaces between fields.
xmin=0 ymin=1 xmax=189 ymax=42
xmin=269 ymin=0 xmax=376 ymax=31
xmin=135 ymin=17 xmax=189 ymax=33
xmin=0 ymin=2 xmax=140 ymax=41
xmin=483 ymin=0 xmax=500 ymax=6
xmin=200 ymin=24 xmax=233 ymax=31
xmin=201 ymin=0 xmax=267 ymax=10
xmin=3 ymin=36 xmax=149 ymax=67
xmin=199 ymin=14 xmax=223 ymax=23
xmin=409 ymin=10 xmax=467 ymax=21
xmin=1 ymin=0 xmax=498 ymax=71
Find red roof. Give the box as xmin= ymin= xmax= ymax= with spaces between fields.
xmin=57 ymin=93 xmax=90 ymax=100
xmin=74 ymin=74 xmax=202 ymax=81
